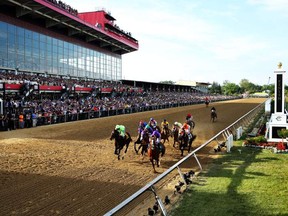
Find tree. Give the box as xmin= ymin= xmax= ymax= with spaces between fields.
xmin=239 ymin=79 xmax=250 ymax=92
xmin=222 ymin=80 xmax=241 ymax=95
xmin=209 ymin=82 xmax=222 ymax=94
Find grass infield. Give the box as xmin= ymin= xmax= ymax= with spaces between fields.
xmin=170 ymin=141 xmax=288 ymax=216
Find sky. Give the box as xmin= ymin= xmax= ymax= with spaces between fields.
xmin=66 ymin=0 xmax=288 ymax=86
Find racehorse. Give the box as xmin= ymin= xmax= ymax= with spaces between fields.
xmin=172 ymin=126 xmax=180 ymax=148
xmin=178 ymin=129 xmax=197 ymax=156
xmin=211 ymin=110 xmax=217 ymax=122
xmin=134 ymin=130 xmax=149 ymax=156
xmin=161 ymin=127 xmax=172 ymax=144
xmin=148 ymin=136 xmax=166 ymax=173
xmin=110 ymin=129 xmax=132 ymax=160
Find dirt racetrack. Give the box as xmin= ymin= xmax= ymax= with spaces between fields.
xmin=0 ymin=98 xmax=266 ymax=216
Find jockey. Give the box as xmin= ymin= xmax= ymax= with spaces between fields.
xmin=173 ymin=121 xmax=183 ymax=130
xmin=148 ymin=117 xmax=157 ymax=130
xmin=186 ymin=113 xmax=193 ymax=121
xmin=144 ymin=123 xmax=154 ymax=135
xmin=141 ymin=124 xmax=153 ymax=141
xmin=151 ymin=129 xmax=161 ymax=147
xmin=211 ymin=106 xmax=217 ymax=118
xmin=211 ymin=106 xmax=216 ymax=112
xmin=138 ymin=120 xmax=147 ymax=134
xmin=115 ymin=125 xmax=126 ymax=138
xmin=182 ymin=122 xmax=193 ymax=140
xmin=186 ymin=113 xmax=194 ymax=129
xmin=161 ymin=119 xmax=169 ymax=131
xmin=135 ymin=120 xmax=147 ymax=144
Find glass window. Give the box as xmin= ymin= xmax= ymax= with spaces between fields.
xmin=39 ymin=34 xmax=46 ymax=42
xmin=8 ymin=24 xmax=16 ymax=34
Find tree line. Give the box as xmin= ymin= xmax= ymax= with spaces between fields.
xmin=159 ymin=79 xmax=283 ymax=96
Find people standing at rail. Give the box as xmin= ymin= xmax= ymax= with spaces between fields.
xmin=32 ymin=112 xmax=37 ymax=127
xmin=18 ymin=112 xmax=24 ymax=129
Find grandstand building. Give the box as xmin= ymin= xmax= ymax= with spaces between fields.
xmin=176 ymin=80 xmax=211 ymax=93
xmin=0 ymin=0 xmax=138 ymax=80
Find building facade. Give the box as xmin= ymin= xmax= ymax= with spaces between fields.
xmin=0 ymin=0 xmax=138 ymax=81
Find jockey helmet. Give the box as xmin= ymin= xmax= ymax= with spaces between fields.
xmin=143 ymin=122 xmax=147 ymax=127
xmin=163 ymin=119 xmax=166 ymax=122
xmin=187 ymin=113 xmax=192 ymax=118
xmin=115 ymin=125 xmax=120 ymax=130
xmin=174 ymin=122 xmax=178 ymax=125
xmin=150 ymin=117 xmax=154 ymax=121
xmin=139 ymin=120 xmax=143 ymax=125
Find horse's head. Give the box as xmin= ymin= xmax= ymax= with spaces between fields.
xmin=110 ymin=129 xmax=119 ymax=140
xmin=149 ymin=137 xmax=157 ymax=149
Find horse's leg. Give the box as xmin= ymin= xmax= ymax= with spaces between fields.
xmin=124 ymin=143 xmax=129 ymax=153
xmin=134 ymin=143 xmax=138 ymax=154
xmin=137 ymin=143 xmax=143 ymax=154
xmin=173 ymin=136 xmax=177 ymax=148
xmin=134 ymin=135 xmax=141 ymax=154
xmin=180 ymin=142 xmax=184 ymax=156
xmin=151 ymin=158 xmax=156 ymax=173
xmin=188 ymin=140 xmax=192 ymax=153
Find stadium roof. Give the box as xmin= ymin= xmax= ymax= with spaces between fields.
xmin=0 ymin=0 xmax=139 ymax=55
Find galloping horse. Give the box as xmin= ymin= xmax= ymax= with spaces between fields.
xmin=148 ymin=136 xmax=166 ymax=173
xmin=211 ymin=110 xmax=217 ymax=122
xmin=178 ymin=129 xmax=197 ymax=156
xmin=172 ymin=126 xmax=180 ymax=148
xmin=134 ymin=130 xmax=149 ymax=156
xmin=110 ymin=129 xmax=132 ymax=160
xmin=161 ymin=127 xmax=172 ymax=144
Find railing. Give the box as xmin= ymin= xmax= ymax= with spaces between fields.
xmin=2 ymin=97 xmax=238 ymax=130
xmin=103 ymin=100 xmax=266 ymax=216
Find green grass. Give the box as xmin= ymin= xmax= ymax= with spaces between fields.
xmin=170 ymin=142 xmax=288 ymax=216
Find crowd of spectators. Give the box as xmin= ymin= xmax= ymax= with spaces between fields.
xmin=0 ymin=70 xmax=240 ymax=131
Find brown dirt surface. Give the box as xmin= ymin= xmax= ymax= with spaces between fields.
xmin=0 ymin=98 xmax=266 ymax=216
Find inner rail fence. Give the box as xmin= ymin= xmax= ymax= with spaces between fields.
xmin=104 ymin=100 xmax=267 ymax=216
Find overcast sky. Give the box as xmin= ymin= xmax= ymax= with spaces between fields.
xmin=66 ymin=0 xmax=288 ymax=85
